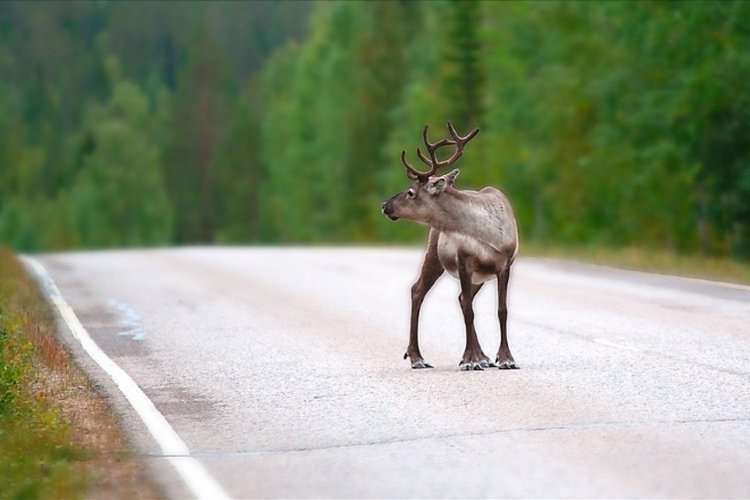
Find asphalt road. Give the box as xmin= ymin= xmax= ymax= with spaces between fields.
xmin=32 ymin=247 xmax=750 ymax=498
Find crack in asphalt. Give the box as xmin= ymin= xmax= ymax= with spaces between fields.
xmin=148 ymin=416 xmax=750 ymax=459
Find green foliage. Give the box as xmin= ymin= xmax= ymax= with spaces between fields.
xmin=164 ymin=23 xmax=231 ymax=243
xmin=69 ymin=81 xmax=174 ymax=248
xmin=259 ymin=2 xmax=377 ymax=242
xmin=478 ymin=1 xmax=750 ymax=257
xmin=443 ymin=0 xmax=485 ymax=130
xmin=214 ymin=88 xmax=263 ymax=243
xmin=0 ymin=248 xmax=86 ymax=499
xmin=0 ymin=1 xmax=307 ymax=251
xmin=1 ymin=1 xmax=750 ymax=259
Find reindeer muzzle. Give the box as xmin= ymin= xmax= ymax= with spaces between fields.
xmin=381 ymin=201 xmax=399 ymax=221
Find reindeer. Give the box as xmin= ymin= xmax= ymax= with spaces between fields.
xmin=381 ymin=123 xmax=519 ymax=371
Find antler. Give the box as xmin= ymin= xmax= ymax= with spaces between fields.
xmin=401 ymin=122 xmax=480 ymax=181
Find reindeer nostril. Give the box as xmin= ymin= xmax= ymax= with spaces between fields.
xmin=381 ymin=201 xmax=398 ymax=221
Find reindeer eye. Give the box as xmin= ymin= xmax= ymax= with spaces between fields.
xmin=406 ymin=189 xmax=416 ymax=199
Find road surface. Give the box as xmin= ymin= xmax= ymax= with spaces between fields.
xmin=29 ymin=247 xmax=750 ymax=498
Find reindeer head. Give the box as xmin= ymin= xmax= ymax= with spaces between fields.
xmin=382 ymin=123 xmax=479 ymax=224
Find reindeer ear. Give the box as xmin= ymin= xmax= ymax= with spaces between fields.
xmin=445 ymin=168 xmax=460 ymax=185
xmin=425 ymin=169 xmax=460 ymax=196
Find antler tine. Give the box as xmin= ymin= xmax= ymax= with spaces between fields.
xmin=417 ymin=124 xmax=457 ymax=177
xmin=416 ymin=147 xmax=433 ymax=168
xmin=399 ymin=123 xmax=480 ymax=181
xmin=399 ymin=125 xmax=449 ymax=180
xmin=401 ymin=150 xmax=420 ymax=180
xmin=422 ymin=124 xmax=455 ymax=151
xmin=434 ymin=122 xmax=479 ymax=169
xmin=447 ymin=121 xmax=480 ymax=145
xmin=418 ymin=124 xmax=456 ymax=168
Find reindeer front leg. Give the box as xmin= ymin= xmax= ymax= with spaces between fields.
xmin=405 ymin=230 xmax=443 ymax=369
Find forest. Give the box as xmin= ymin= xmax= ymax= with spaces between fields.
xmin=1 ymin=1 xmax=749 ymax=258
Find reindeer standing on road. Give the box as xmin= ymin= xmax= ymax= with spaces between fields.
xmin=382 ymin=123 xmax=519 ymax=371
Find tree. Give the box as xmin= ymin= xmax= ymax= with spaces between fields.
xmin=343 ymin=1 xmax=413 ymax=240
xmin=257 ymin=3 xmax=358 ymax=243
xmin=0 ymin=1 xmax=311 ymax=251
xmin=214 ymin=83 xmax=263 ymax=242
xmin=442 ymin=0 xmax=485 ymax=131
xmin=164 ymin=23 xmax=231 ymax=243
xmin=66 ymin=80 xmax=173 ymax=248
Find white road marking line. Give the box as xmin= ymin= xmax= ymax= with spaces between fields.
xmin=22 ymin=257 xmax=231 ymax=500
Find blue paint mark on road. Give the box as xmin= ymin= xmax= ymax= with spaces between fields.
xmin=107 ymin=298 xmax=147 ymax=341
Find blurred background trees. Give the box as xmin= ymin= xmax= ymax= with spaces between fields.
xmin=1 ymin=0 xmax=749 ymax=259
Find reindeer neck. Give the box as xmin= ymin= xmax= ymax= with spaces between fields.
xmin=431 ymin=188 xmax=484 ymax=231
xmin=431 ymin=187 xmax=515 ymax=251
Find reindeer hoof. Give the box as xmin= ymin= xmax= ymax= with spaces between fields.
xmin=411 ymin=360 xmax=434 ymax=369
xmin=459 ymin=361 xmax=485 ymax=371
xmin=496 ymin=359 xmax=519 ymax=370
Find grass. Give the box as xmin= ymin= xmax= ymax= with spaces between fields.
xmin=522 ymin=242 xmax=750 ymax=286
xmin=0 ymin=248 xmax=86 ymax=499
xmin=0 ymin=247 xmax=161 ymax=500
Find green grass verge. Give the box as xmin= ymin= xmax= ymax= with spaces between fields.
xmin=522 ymin=242 xmax=750 ymax=286
xmin=0 ymin=247 xmax=87 ymax=499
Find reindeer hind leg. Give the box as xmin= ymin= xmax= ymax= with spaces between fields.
xmin=457 ymin=258 xmax=493 ymax=371
xmin=495 ymin=266 xmax=519 ymax=369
